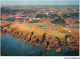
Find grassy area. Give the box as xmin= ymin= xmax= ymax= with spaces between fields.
xmin=29 ymin=20 xmax=40 ymax=23
xmin=4 ymin=18 xmax=16 ymax=22
xmin=51 ymin=18 xmax=65 ymax=24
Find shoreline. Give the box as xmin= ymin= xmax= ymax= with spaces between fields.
xmin=1 ymin=22 xmax=79 ymax=52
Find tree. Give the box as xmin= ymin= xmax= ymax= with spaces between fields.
xmin=36 ymin=14 xmax=47 ymax=18
xmin=1 ymin=7 xmax=11 ymax=14
xmin=49 ymin=14 xmax=58 ymax=18
xmin=69 ymin=13 xmax=79 ymax=17
xmin=4 ymin=18 xmax=16 ymax=22
xmin=51 ymin=18 xmax=65 ymax=24
xmin=29 ymin=20 xmax=40 ymax=23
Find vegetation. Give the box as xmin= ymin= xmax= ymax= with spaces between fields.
xmin=29 ymin=20 xmax=40 ymax=23
xmin=51 ymin=18 xmax=65 ymax=24
xmin=36 ymin=14 xmax=47 ymax=18
xmin=1 ymin=7 xmax=11 ymax=14
xmin=0 ymin=18 xmax=1 ymax=20
xmin=4 ymin=18 xmax=16 ymax=22
xmin=49 ymin=14 xmax=58 ymax=18
xmin=62 ymin=12 xmax=79 ymax=17
xmin=69 ymin=13 xmax=79 ymax=17
xmin=75 ymin=21 xmax=79 ymax=24
xmin=62 ymin=13 xmax=68 ymax=17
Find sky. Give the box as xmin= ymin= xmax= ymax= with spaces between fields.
xmin=1 ymin=0 xmax=79 ymax=5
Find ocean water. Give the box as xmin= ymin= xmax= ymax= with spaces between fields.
xmin=1 ymin=33 xmax=79 ymax=56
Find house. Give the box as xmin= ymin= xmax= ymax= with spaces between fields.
xmin=36 ymin=17 xmax=40 ymax=20
xmin=26 ymin=20 xmax=29 ymax=22
xmin=43 ymin=17 xmax=46 ymax=19
xmin=26 ymin=17 xmax=29 ymax=19
xmin=13 ymin=16 xmax=21 ymax=18
xmin=33 ymin=17 xmax=36 ymax=20
xmin=16 ymin=16 xmax=21 ymax=18
xmin=15 ymin=19 xmax=19 ymax=22
xmin=25 ymin=20 xmax=29 ymax=23
xmin=29 ymin=18 xmax=33 ymax=21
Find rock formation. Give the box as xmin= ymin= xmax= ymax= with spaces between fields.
xmin=1 ymin=23 xmax=79 ymax=52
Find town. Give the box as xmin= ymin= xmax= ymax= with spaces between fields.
xmin=1 ymin=5 xmax=79 ymax=26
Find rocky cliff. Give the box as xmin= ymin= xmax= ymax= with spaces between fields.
xmin=1 ymin=23 xmax=79 ymax=52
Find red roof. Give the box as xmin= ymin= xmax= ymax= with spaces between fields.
xmin=19 ymin=16 xmax=21 ymax=18
xmin=15 ymin=19 xmax=19 ymax=21
xmin=13 ymin=16 xmax=21 ymax=18
xmin=33 ymin=17 xmax=35 ymax=18
xmin=26 ymin=20 xmax=29 ymax=22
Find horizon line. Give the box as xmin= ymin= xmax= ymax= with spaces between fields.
xmin=1 ymin=4 xmax=79 ymax=6
xmin=1 ymin=1 xmax=79 ymax=5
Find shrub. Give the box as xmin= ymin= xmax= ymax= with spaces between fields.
xmin=51 ymin=18 xmax=65 ymax=24
xmin=29 ymin=20 xmax=40 ymax=23
xmin=36 ymin=14 xmax=47 ymax=18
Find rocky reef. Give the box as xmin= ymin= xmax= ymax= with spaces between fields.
xmin=1 ymin=23 xmax=79 ymax=52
